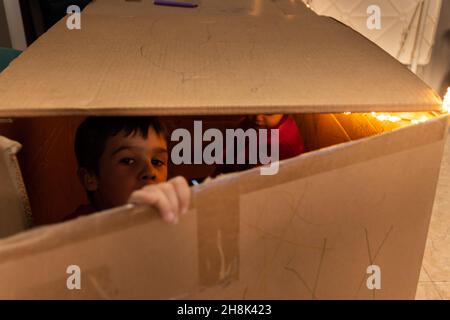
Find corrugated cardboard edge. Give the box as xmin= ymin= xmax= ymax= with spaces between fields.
xmin=0 ymin=136 xmax=33 ymax=231
xmin=0 ymin=104 xmax=445 ymax=118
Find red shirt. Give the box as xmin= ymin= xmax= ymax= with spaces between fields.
xmin=267 ymin=114 xmax=305 ymax=160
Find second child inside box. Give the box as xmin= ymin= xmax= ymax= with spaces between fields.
xmin=215 ymin=114 xmax=306 ymax=175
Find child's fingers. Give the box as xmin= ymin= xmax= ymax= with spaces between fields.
xmin=158 ymin=182 xmax=180 ymax=222
xmin=170 ymin=176 xmax=191 ymax=216
xmin=128 ymin=186 xmax=177 ymax=224
xmin=127 ymin=177 xmax=191 ymax=224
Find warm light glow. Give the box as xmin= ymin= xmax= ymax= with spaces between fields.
xmin=367 ymin=112 xmax=435 ymax=125
xmin=443 ymin=87 xmax=450 ymax=113
xmin=249 ymin=0 xmax=262 ymax=16
xmin=303 ymin=0 xmax=312 ymax=9
xmin=343 ymin=111 xmax=436 ymax=125
xmin=410 ymin=116 xmax=429 ymax=125
xmin=370 ymin=112 xmax=401 ymax=123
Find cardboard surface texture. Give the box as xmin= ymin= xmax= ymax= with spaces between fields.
xmin=0 ymin=0 xmax=448 ymax=300
xmin=0 ymin=0 xmax=442 ymax=117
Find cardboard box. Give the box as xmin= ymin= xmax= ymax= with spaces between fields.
xmin=0 ymin=0 xmax=448 ymax=299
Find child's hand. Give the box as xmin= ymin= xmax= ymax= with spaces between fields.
xmin=127 ymin=177 xmax=191 ymax=224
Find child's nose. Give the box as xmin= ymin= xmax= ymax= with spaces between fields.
xmin=139 ymin=162 xmax=157 ymax=183
xmin=140 ymin=172 xmax=156 ymax=182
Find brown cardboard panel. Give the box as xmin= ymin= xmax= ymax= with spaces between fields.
xmin=292 ymin=114 xmax=352 ymax=151
xmin=236 ymin=141 xmax=444 ymax=299
xmin=334 ymin=113 xmax=380 ymax=140
xmin=0 ymin=205 xmax=200 ymax=299
xmin=0 ymin=115 xmax=447 ymax=299
xmin=0 ymin=137 xmax=32 ymax=238
xmin=191 ymin=139 xmax=445 ymax=299
xmin=0 ymin=0 xmax=442 ymax=117
xmin=314 ymin=114 xmax=351 ymax=149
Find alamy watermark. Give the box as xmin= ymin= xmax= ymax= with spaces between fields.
xmin=66 ymin=265 xmax=81 ymax=290
xmin=171 ymin=121 xmax=280 ymax=176
xmin=64 ymin=263 xmax=381 ymax=293
xmin=66 ymin=5 xmax=81 ymax=30
xmin=367 ymin=5 xmax=382 ymax=30
xmin=366 ymin=264 xmax=381 ymax=290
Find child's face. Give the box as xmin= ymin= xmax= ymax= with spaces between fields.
xmin=248 ymin=114 xmax=284 ymax=129
xmin=93 ymin=127 xmax=168 ymax=210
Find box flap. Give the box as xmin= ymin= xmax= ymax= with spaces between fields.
xmin=0 ymin=0 xmax=442 ymax=117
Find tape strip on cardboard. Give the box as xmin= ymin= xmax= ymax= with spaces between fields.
xmin=193 ymin=176 xmax=241 ymax=287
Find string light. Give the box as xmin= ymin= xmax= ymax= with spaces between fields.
xmin=344 ymin=111 xmax=437 ymax=125
xmin=303 ymin=0 xmax=313 ymax=10
xmin=443 ymin=87 xmax=450 ymax=113
xmin=370 ymin=112 xmax=402 ymax=123
xmin=410 ymin=115 xmax=430 ymax=124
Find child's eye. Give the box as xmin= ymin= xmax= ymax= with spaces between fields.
xmin=151 ymin=159 xmax=165 ymax=167
xmin=120 ymin=157 xmax=136 ymax=166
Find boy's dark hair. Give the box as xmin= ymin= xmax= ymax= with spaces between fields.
xmin=74 ymin=116 xmax=167 ymax=175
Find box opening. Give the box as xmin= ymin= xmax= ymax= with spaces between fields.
xmin=0 ymin=110 xmax=443 ymax=227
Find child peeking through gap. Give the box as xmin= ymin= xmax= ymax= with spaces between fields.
xmin=64 ymin=116 xmax=190 ymax=224
xmin=215 ymin=114 xmax=306 ymax=174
